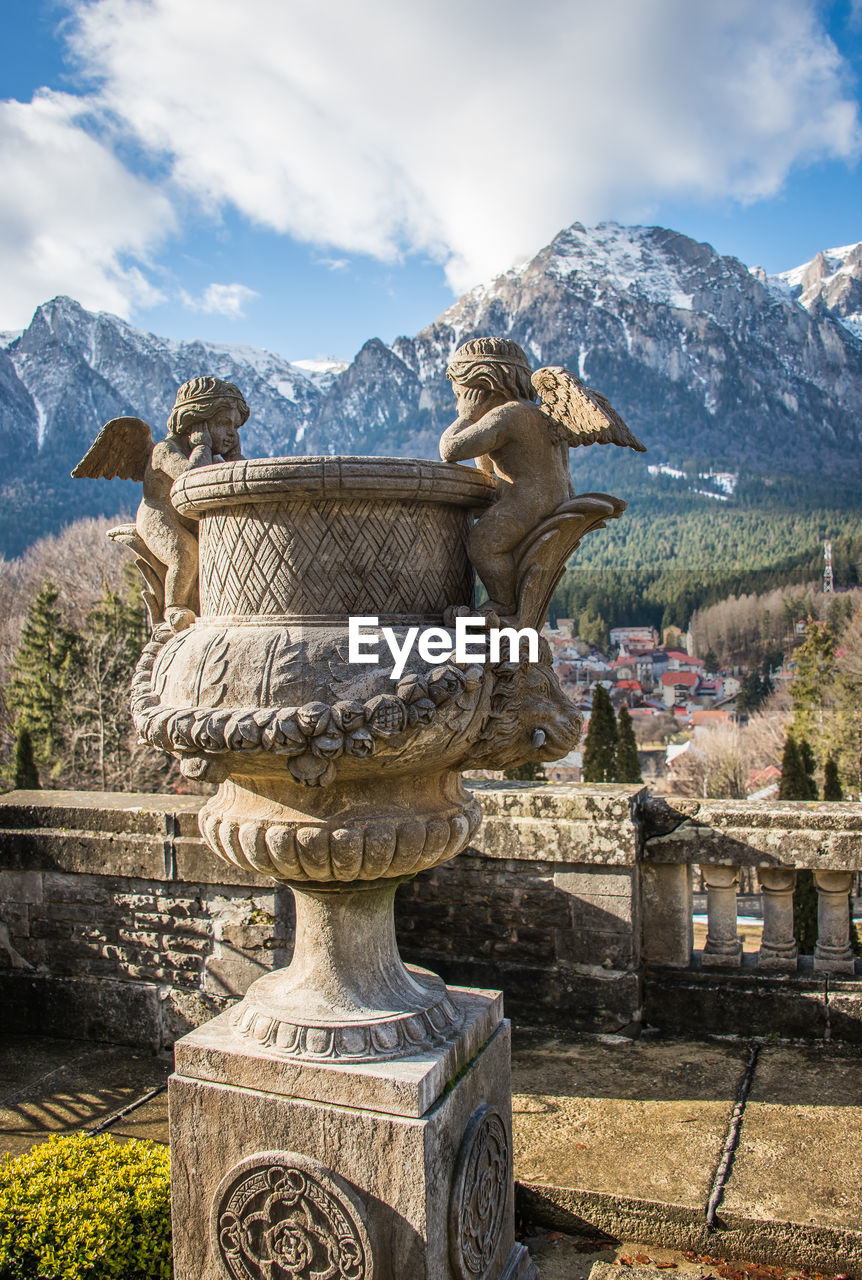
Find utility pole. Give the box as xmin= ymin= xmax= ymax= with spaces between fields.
xmin=823 ymin=540 xmax=834 ymax=594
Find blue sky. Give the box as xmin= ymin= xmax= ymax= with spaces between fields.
xmin=1 ymin=0 xmax=861 ymax=363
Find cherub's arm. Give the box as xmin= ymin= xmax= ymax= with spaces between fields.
xmin=187 ymin=427 xmax=213 ymax=467
xmin=439 ymin=406 xmax=514 ymax=463
xmin=151 ymin=437 xmax=198 ymax=481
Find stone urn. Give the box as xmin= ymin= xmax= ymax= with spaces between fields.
xmin=130 ymin=456 xmax=582 ymax=1065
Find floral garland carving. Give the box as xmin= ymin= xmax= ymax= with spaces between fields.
xmin=131 ymin=627 xmax=481 ymax=786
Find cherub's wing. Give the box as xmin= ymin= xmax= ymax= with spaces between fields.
xmin=71 ymin=416 xmax=154 ymax=481
xmin=532 ymin=366 xmax=646 ymax=452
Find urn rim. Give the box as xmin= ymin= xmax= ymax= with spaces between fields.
xmin=172 ymin=455 xmax=496 ymax=517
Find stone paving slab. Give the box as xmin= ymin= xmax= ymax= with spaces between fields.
xmin=0 ymin=1035 xmax=171 ymax=1158
xmin=511 ymin=1032 xmax=747 ymax=1207
xmin=512 ymin=1030 xmax=862 ymax=1276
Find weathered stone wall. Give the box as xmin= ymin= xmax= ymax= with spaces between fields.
xmin=4 ymin=784 xmax=862 ymax=1048
xmin=0 ymin=784 xmax=646 ymax=1048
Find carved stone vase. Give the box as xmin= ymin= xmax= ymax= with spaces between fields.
xmin=131 ymin=457 xmax=581 ymax=1068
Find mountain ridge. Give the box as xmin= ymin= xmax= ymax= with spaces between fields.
xmin=1 ymin=221 xmax=861 ymax=556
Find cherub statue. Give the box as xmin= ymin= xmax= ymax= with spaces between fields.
xmin=439 ymin=338 xmax=645 ymax=623
xmin=72 ymin=376 xmax=248 ymax=632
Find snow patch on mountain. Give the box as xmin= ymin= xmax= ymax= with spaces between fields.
xmin=765 ymin=242 xmax=862 ymax=343
xmin=547 ymin=223 xmax=695 ymax=311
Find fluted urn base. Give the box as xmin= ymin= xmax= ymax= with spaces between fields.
xmin=200 ymin=771 xmax=482 ymax=884
xmin=230 ymin=881 xmax=464 ymax=1063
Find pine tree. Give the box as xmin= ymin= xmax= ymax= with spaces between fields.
xmin=13 ymin=727 xmax=40 ymax=789
xmin=823 ymin=758 xmax=843 ymax=801
xmin=582 ymin=685 xmax=617 ymax=783
xmin=7 ymin=580 xmax=79 ymax=769
xmin=614 ymin=706 xmax=643 ymax=783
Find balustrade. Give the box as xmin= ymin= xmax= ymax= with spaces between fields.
xmin=757 ymin=867 xmax=798 ymax=971
xmin=813 ymin=870 xmax=856 ymax=974
xmin=700 ymin=864 xmax=743 ymax=966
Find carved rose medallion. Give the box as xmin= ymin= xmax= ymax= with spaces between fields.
xmin=449 ymin=1106 xmax=510 ymax=1279
xmin=212 ymin=1152 xmax=372 ymax=1280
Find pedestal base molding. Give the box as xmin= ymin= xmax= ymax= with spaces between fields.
xmin=170 ymin=987 xmax=534 ymax=1280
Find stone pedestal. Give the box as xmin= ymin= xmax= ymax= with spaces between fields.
xmin=170 ymin=984 xmax=536 ymax=1280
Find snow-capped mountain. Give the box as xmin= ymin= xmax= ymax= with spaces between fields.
xmin=762 ymin=242 xmax=862 ymax=342
xmin=0 ymin=296 xmax=324 ymax=552
xmin=2 ymin=222 xmax=862 ymax=556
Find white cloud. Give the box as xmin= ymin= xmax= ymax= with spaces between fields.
xmin=181 ymin=282 xmax=259 ymax=317
xmin=0 ymin=0 xmax=856 ymax=329
xmin=67 ymin=0 xmax=861 ymax=291
xmin=0 ymin=91 xmax=172 ymax=328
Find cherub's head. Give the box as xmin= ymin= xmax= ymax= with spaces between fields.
xmin=167 ymin=377 xmax=250 ymax=454
xmin=446 ymin=338 xmax=535 ymax=415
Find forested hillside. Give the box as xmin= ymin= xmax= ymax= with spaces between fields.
xmin=551 ymin=505 xmax=862 ymax=635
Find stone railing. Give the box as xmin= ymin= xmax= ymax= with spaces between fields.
xmin=640 ymin=795 xmax=862 ymax=1041
xmin=642 ymin=796 xmax=862 ymax=973
xmin=1 ymin=784 xmax=861 ymax=1047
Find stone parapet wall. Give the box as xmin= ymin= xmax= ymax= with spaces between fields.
xmin=3 ymin=784 xmax=862 ymax=1048
xmin=0 ymin=785 xmax=646 ymax=1047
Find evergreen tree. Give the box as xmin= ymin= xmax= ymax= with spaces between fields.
xmin=13 ymin=727 xmax=40 ymax=789
xmin=73 ymin=587 xmax=146 ymax=790
xmin=614 ymin=706 xmax=643 ymax=783
xmin=823 ymin=758 xmax=843 ymax=801
xmin=791 ymin=621 xmax=835 ymax=747
xmin=794 ymin=869 xmax=819 ymax=956
xmin=798 ymin=738 xmax=818 ymax=800
xmin=778 ymin=735 xmax=812 ymax=800
xmin=582 ymin=686 xmax=617 ymax=783
xmin=7 ymin=580 xmax=79 ymax=769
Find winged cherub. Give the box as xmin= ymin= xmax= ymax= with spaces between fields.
xmin=439 ymin=338 xmax=645 ymax=619
xmin=72 ymin=376 xmax=248 ymax=632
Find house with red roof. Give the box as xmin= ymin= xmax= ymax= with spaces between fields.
xmin=661 ymin=669 xmax=699 ymax=707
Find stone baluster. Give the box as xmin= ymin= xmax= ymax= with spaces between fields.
xmin=813 ymin=870 xmax=856 ymax=975
xmin=700 ymin=864 xmax=743 ymax=966
xmin=757 ymin=867 xmax=798 ymax=971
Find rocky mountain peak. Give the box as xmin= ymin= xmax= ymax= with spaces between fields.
xmin=770 ymin=241 xmax=862 ymax=341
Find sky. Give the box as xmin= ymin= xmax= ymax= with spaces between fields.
xmin=1 ymin=0 xmax=862 ymax=364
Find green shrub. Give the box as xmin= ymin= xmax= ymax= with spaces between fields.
xmin=0 ymin=1134 xmax=171 ymax=1280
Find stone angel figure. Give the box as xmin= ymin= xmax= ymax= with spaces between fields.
xmin=439 ymin=338 xmax=645 ymax=626
xmin=72 ymin=376 xmax=248 ymax=632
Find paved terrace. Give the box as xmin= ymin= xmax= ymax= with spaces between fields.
xmin=1 ymin=1029 xmax=859 ymax=1278
xmin=2 ymin=785 xmax=862 ymax=1276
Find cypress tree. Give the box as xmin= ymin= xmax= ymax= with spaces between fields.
xmin=778 ymin=735 xmax=810 ymax=800
xmin=7 ymin=580 xmax=79 ymax=767
xmin=823 ymin=758 xmax=843 ymax=801
xmin=615 ymin=706 xmax=643 ymax=783
xmin=13 ymin=727 xmax=40 ymax=789
xmin=798 ymin=738 xmax=818 ymax=800
xmin=582 ymin=685 xmax=617 ymax=783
